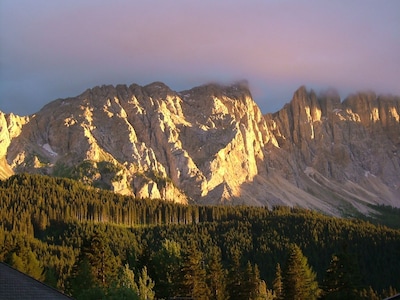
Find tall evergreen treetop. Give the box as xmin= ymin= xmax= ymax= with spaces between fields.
xmin=283 ymin=244 xmax=321 ymax=300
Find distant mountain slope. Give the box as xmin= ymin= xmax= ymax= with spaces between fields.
xmin=1 ymin=82 xmax=399 ymax=215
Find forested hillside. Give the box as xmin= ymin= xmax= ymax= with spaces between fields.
xmin=1 ymin=174 xmax=399 ymax=299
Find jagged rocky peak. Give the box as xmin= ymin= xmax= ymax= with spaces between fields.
xmin=270 ymin=86 xmax=399 ymax=147
xmin=317 ymin=88 xmax=341 ymax=117
xmin=271 ymin=86 xmax=323 ymax=145
xmin=181 ymin=81 xmax=252 ymax=107
xmin=1 ymin=81 xmax=399 ymax=215
xmin=0 ymin=112 xmax=29 ymax=179
xmin=342 ymin=92 xmax=400 ymax=130
xmin=143 ymin=81 xmax=175 ymax=95
xmin=266 ymin=86 xmax=399 ymax=210
xmin=180 ymin=80 xmax=266 ymax=136
xmin=0 ymin=112 xmax=28 ymax=157
xmin=288 ymin=86 xmax=344 ymax=123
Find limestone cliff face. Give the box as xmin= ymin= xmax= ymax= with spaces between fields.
xmin=1 ymin=82 xmax=399 ymax=215
xmin=0 ymin=112 xmax=28 ymax=179
xmin=269 ymin=87 xmax=400 ymax=211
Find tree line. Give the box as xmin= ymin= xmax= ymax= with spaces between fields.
xmin=1 ymin=173 xmax=399 ymax=299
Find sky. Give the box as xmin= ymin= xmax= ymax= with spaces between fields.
xmin=1 ymin=0 xmax=399 ymax=116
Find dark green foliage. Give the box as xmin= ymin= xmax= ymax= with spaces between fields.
xmin=243 ymin=262 xmax=265 ymax=300
xmin=137 ymin=266 xmax=155 ymax=300
xmin=144 ymin=169 xmax=173 ymax=190
xmin=1 ymin=173 xmax=400 ymax=299
xmin=181 ymin=240 xmax=211 ymax=299
xmin=10 ymin=250 xmax=44 ymax=281
xmin=52 ymin=160 xmax=123 ymax=190
xmin=322 ymin=248 xmax=362 ymax=299
xmin=206 ymin=246 xmax=228 ymax=300
xmin=106 ymin=286 xmax=140 ymax=300
xmin=362 ymin=204 xmax=400 ymax=229
xmin=273 ymin=263 xmax=283 ymax=299
xmin=227 ymin=250 xmax=245 ymax=300
xmin=282 ymin=244 xmax=321 ymax=300
xmin=83 ymin=229 xmax=120 ymax=287
xmin=150 ymin=239 xmax=183 ymax=298
xmin=67 ymin=229 xmax=139 ymax=299
xmin=5 ymin=235 xmax=45 ymax=281
xmin=68 ymin=257 xmax=95 ymax=297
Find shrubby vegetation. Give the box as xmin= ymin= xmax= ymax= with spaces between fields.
xmin=0 ymin=174 xmax=399 ymax=299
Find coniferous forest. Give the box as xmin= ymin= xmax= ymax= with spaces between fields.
xmin=1 ymin=173 xmax=399 ymax=299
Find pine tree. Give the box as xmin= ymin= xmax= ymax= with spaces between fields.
xmin=322 ymin=251 xmax=362 ymax=299
xmin=283 ymin=244 xmax=320 ymax=300
xmin=181 ymin=241 xmax=211 ymax=300
xmin=251 ymin=264 xmax=269 ymax=300
xmin=68 ymin=257 xmax=96 ymax=298
xmin=243 ymin=261 xmax=260 ymax=300
xmin=273 ymin=263 xmax=283 ymax=300
xmin=258 ymin=280 xmax=271 ymax=300
xmin=84 ymin=230 xmax=119 ymax=287
xmin=381 ymin=286 xmax=399 ymax=299
xmin=227 ymin=250 xmax=245 ymax=300
xmin=151 ymin=239 xmax=182 ymax=298
xmin=119 ymin=263 xmax=138 ymax=292
xmin=24 ymin=251 xmax=45 ymax=281
xmin=10 ymin=252 xmax=24 ymax=272
xmin=137 ymin=266 xmax=155 ymax=300
xmin=207 ymin=246 xmax=228 ymax=300
xmin=103 ymin=264 xmax=140 ymax=300
xmin=357 ymin=286 xmax=380 ymax=300
xmin=10 ymin=250 xmax=44 ymax=281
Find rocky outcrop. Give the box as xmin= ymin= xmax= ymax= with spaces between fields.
xmin=0 ymin=112 xmax=28 ymax=179
xmin=269 ymin=87 xmax=400 ymax=211
xmin=0 ymin=82 xmax=399 ymax=215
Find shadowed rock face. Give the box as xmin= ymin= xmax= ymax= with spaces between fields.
xmin=1 ymin=82 xmax=399 ymax=215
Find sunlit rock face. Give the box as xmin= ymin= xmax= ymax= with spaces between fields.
xmin=0 ymin=112 xmax=28 ymax=179
xmin=269 ymin=87 xmax=400 ymax=211
xmin=1 ymin=82 xmax=399 ymax=214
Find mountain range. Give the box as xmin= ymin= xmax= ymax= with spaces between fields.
xmin=1 ymin=81 xmax=399 ymax=216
